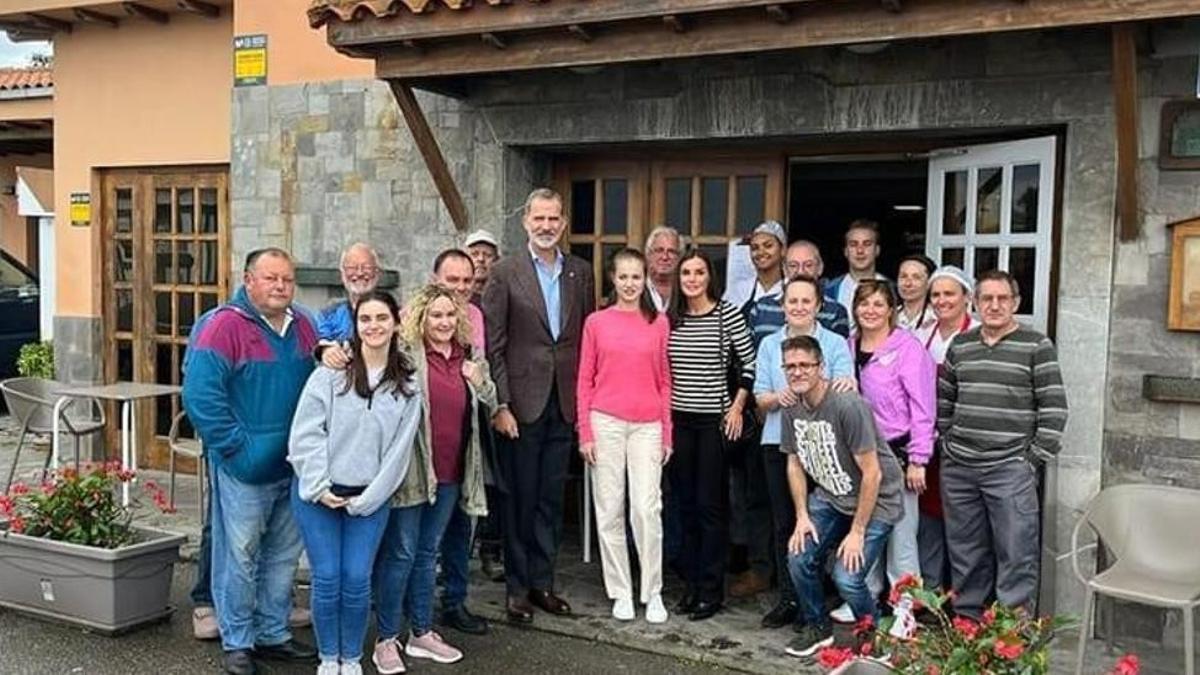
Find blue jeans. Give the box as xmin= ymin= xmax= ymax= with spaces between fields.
xmin=439 ymin=504 xmax=471 ymax=610
xmin=373 ymin=483 xmax=461 ymax=638
xmin=291 ymin=482 xmax=390 ymax=662
xmin=190 ymin=500 xmax=213 ymax=607
xmin=210 ymin=465 xmax=303 ymax=652
xmin=787 ymin=492 xmax=893 ymax=627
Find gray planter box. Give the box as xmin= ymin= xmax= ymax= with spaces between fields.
xmin=0 ymin=522 xmax=186 ymax=635
xmin=831 ymin=659 xmax=895 ymax=674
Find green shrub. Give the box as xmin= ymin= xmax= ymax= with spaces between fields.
xmin=16 ymin=340 xmax=53 ymax=379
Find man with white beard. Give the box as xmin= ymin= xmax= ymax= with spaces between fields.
xmin=318 ymin=243 xmax=382 ymax=368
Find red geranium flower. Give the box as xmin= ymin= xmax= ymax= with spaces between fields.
xmin=1111 ymin=654 xmax=1140 ymax=675
xmin=852 ymin=615 xmax=875 ymax=636
xmin=994 ymin=634 xmax=1025 ymax=660
xmin=952 ymin=616 xmax=979 ymax=640
xmin=817 ymin=646 xmax=854 ymax=668
xmin=9 ymin=482 xmax=29 ymax=495
xmin=982 ymin=608 xmax=996 ymax=625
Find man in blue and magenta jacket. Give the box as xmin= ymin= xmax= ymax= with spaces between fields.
xmin=182 ymin=247 xmax=318 ymax=675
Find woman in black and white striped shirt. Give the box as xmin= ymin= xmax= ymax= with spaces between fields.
xmin=666 ymin=249 xmax=756 ymax=620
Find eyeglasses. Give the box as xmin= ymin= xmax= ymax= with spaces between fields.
xmin=342 ymin=265 xmax=378 ymax=276
xmin=649 ymin=247 xmax=680 ymax=257
xmin=977 ymin=294 xmax=1014 ymax=306
xmin=783 ymin=362 xmax=821 ymax=373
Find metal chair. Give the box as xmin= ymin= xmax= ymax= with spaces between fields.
xmin=1 ymin=377 xmax=106 ymax=493
xmin=1071 ymin=483 xmax=1200 ymax=675
xmin=167 ymin=411 xmax=206 ymax=523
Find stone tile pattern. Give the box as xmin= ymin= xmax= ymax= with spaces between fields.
xmin=226 ymin=30 xmax=1200 ymax=639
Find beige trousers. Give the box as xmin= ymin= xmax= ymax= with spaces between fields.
xmin=590 ymin=411 xmax=664 ymax=603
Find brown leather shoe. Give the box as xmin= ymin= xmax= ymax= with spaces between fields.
xmin=506 ymin=595 xmax=534 ymax=624
xmin=527 ymin=589 xmax=572 ymax=616
xmin=728 ymin=571 xmax=770 ymax=598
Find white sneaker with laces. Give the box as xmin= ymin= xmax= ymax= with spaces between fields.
xmin=612 ymin=597 xmax=635 ymax=621
xmin=340 ymin=661 xmax=364 ymax=675
xmin=645 ymin=595 xmax=668 ymax=624
xmin=316 ymin=660 xmax=339 ymax=675
xmin=829 ymin=602 xmax=855 ymax=623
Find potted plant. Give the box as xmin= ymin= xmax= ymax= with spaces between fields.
xmin=817 ymin=575 xmax=1139 ymax=675
xmin=0 ymin=462 xmax=185 ymax=634
xmin=16 ymin=340 xmax=54 ymax=379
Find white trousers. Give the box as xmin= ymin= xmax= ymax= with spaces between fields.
xmin=869 ymin=487 xmax=922 ymax=597
xmin=590 ymin=411 xmax=664 ymax=603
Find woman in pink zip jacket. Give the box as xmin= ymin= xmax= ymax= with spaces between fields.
xmin=846 ymin=279 xmax=937 ymax=634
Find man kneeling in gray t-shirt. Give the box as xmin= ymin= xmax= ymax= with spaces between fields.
xmin=779 ymin=335 xmax=904 ymax=659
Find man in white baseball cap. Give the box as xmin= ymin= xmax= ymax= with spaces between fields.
xmin=465 ymin=229 xmax=500 ymax=304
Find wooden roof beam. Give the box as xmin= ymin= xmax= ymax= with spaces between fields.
xmin=663 ymin=14 xmax=688 ymax=33
xmin=26 ymin=13 xmax=72 ymax=33
xmin=177 ymin=0 xmax=220 ymax=18
xmin=387 ymin=80 xmax=470 ymax=233
xmin=123 ymin=2 xmax=170 ymax=24
xmin=73 ymin=8 xmax=120 ymax=27
xmin=1112 ymin=23 xmax=1140 ymax=242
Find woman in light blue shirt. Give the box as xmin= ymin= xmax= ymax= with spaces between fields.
xmin=752 ymin=274 xmax=854 ymax=629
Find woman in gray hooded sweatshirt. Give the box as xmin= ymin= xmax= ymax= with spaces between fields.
xmin=288 ymin=289 xmax=422 ymax=675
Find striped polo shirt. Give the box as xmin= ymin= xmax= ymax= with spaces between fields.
xmin=936 ymin=326 xmax=1068 ymax=467
xmin=668 ymin=300 xmax=756 ymax=415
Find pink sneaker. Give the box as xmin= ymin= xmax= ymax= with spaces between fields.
xmin=191 ymin=606 xmax=219 ymax=640
xmin=372 ymin=638 xmax=407 ymax=674
xmin=404 ymin=630 xmax=463 ymax=664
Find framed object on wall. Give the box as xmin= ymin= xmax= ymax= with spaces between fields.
xmin=1168 ymin=216 xmax=1200 ymax=331
xmin=1159 ymin=101 xmax=1200 ymax=170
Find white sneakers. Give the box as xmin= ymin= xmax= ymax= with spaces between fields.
xmin=613 ymin=595 xmax=669 ymax=623
xmin=829 ymin=602 xmax=855 ymax=623
xmin=317 ymin=661 xmax=363 ymax=675
xmin=645 ymin=595 xmax=669 ymax=624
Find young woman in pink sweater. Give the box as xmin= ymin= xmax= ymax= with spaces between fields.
xmin=576 ymin=248 xmax=673 ymax=624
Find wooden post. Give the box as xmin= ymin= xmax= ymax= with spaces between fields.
xmin=1111 ymin=23 xmax=1140 ymax=242
xmin=387 ymin=80 xmax=470 ymax=233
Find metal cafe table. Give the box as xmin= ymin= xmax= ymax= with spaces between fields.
xmin=50 ymin=382 xmax=184 ymax=506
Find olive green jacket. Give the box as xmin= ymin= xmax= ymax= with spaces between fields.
xmin=390 ymin=342 xmax=496 ymax=516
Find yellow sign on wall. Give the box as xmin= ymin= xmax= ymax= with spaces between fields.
xmin=234 ymin=34 xmax=267 ymax=87
xmin=69 ymin=193 xmax=90 ymax=227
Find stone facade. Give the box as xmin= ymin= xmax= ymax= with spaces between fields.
xmin=229 ymin=26 xmax=1200 ymax=636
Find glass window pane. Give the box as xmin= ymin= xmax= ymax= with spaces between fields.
xmin=117 ymin=340 xmax=133 ymax=382
xmin=665 ymin=178 xmax=691 ymax=231
xmin=974 ymin=247 xmax=999 ymax=277
xmin=199 ymin=293 xmax=218 ymax=317
xmin=155 ymin=241 xmax=172 ymax=284
xmin=601 ymin=179 xmax=628 ymax=236
xmin=701 ymin=177 xmax=729 ymax=236
xmin=976 ymin=167 xmax=1002 ymax=234
xmin=154 ymin=189 xmax=171 ymax=233
xmin=177 ymin=188 xmax=194 ymax=234
xmin=1009 ymin=247 xmax=1036 ymax=315
xmin=1011 ymin=164 xmax=1040 ymax=233
xmin=116 ymin=289 xmax=133 ymax=332
xmin=177 ymin=241 xmax=195 ymax=284
xmin=571 ymin=180 xmax=595 ymax=235
xmin=115 ymin=239 xmax=133 ymax=282
xmin=735 ymin=176 xmax=766 ymax=235
xmin=200 ymin=188 xmax=219 ymax=234
xmin=941 ymin=247 xmax=964 ymax=269
xmin=199 ymin=241 xmax=218 ymax=285
xmin=178 ymin=293 xmax=195 ymax=337
xmin=698 ymin=244 xmax=728 ymax=295
xmin=570 ymin=243 xmax=593 ymax=265
xmin=942 ymin=171 xmax=967 ymax=235
xmin=155 ymin=344 xmax=173 ymax=435
xmin=116 ymin=188 xmax=133 ymax=234
xmin=155 ymin=292 xmax=172 ymax=336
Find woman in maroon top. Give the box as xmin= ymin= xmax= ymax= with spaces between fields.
xmin=372 ymin=284 xmax=496 ymax=672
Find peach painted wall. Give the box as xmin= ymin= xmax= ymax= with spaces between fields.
xmin=0 ymin=158 xmax=53 ymax=268
xmin=0 ymin=97 xmax=52 ymax=123
xmin=53 ymin=12 xmax=233 ymax=317
xmin=234 ymin=0 xmax=374 ymax=85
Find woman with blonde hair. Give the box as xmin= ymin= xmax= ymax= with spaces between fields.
xmin=371 ymin=284 xmax=496 ymax=673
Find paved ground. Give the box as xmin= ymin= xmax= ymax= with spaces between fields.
xmin=0 ymin=417 xmax=1187 ymax=674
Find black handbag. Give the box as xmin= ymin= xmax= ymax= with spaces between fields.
xmin=719 ymin=303 xmax=760 ymax=449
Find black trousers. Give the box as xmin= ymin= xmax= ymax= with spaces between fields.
xmin=498 ymin=386 xmax=574 ymax=596
xmin=668 ymin=411 xmax=729 ymax=603
xmin=762 ymin=444 xmax=796 ymax=604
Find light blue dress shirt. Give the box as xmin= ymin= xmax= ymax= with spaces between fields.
xmin=530 ymin=246 xmax=564 ymax=341
xmin=754 ymin=323 xmax=854 ymax=445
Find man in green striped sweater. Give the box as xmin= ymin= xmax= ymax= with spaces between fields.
xmin=937 ymin=269 xmax=1068 ymax=620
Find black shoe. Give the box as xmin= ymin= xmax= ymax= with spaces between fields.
xmin=224 ymin=650 xmax=256 ymax=675
xmin=673 ymin=593 xmax=698 ymax=614
xmin=506 ymin=595 xmax=535 ymax=624
xmin=688 ymin=600 xmax=722 ymax=621
xmin=253 ymin=639 xmax=317 ymax=663
xmin=762 ymin=600 xmax=799 ymax=629
xmin=441 ymin=604 xmax=490 ymax=635
xmin=785 ymin=623 xmax=834 ymax=658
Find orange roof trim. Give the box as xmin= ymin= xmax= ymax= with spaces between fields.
xmin=308 ymin=0 xmax=535 ymax=27
xmin=0 ymin=68 xmax=52 ymax=92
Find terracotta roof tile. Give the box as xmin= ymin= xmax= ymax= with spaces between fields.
xmin=0 ymin=68 xmax=52 ymax=92
xmin=308 ymin=0 xmax=528 ymax=28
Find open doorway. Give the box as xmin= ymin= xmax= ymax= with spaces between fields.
xmin=788 ymin=158 xmax=929 ymax=282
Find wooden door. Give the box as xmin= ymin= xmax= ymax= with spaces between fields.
xmin=101 ymin=167 xmax=231 ymax=469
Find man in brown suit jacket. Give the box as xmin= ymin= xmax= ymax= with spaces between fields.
xmin=483 ymin=187 xmax=595 ymax=623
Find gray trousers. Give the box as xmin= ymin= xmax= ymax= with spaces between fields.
xmin=941 ymin=457 xmax=1041 ymax=619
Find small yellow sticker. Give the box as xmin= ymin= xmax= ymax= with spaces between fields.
xmin=69 ymin=193 xmax=90 ymax=227
xmin=234 ymin=34 xmax=267 ymax=87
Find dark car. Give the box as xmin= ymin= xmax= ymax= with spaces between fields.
xmin=0 ymin=250 xmax=40 ymax=379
